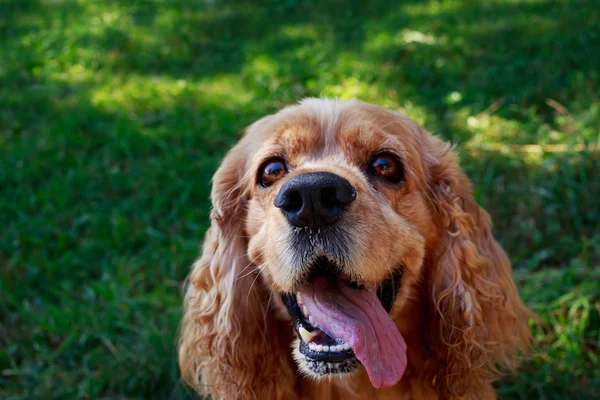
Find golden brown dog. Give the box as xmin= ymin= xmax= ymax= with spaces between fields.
xmin=178 ymin=99 xmax=531 ymax=399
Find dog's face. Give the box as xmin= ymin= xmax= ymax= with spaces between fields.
xmin=179 ymin=99 xmax=531 ymax=397
xmin=239 ymin=99 xmax=435 ymax=386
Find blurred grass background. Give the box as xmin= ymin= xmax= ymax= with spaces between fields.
xmin=0 ymin=0 xmax=598 ymax=399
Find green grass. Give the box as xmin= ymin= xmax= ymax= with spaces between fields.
xmin=0 ymin=0 xmax=598 ymax=398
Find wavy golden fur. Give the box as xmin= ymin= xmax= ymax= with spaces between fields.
xmin=179 ymin=99 xmax=531 ymax=399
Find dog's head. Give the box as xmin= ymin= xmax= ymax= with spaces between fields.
xmin=179 ymin=99 xmax=530 ymax=397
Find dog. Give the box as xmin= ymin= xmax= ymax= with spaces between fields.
xmin=178 ymin=98 xmax=531 ymax=399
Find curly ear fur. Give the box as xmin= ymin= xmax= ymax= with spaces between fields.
xmin=423 ymin=135 xmax=531 ymax=399
xmin=178 ymin=128 xmax=297 ymax=399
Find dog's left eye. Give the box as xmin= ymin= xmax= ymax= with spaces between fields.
xmin=259 ymin=158 xmax=287 ymax=187
xmin=369 ymin=153 xmax=403 ymax=183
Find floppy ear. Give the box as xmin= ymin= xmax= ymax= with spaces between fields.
xmin=423 ymin=135 xmax=531 ymax=398
xmin=178 ymin=125 xmax=296 ymax=398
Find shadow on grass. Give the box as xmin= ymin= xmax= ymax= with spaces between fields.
xmin=460 ymin=149 xmax=599 ymax=268
xmin=0 ymin=78 xmax=204 ymax=398
xmin=3 ymin=1 xmax=599 ymax=130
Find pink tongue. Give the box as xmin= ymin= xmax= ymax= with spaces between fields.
xmin=299 ymin=276 xmax=407 ymax=388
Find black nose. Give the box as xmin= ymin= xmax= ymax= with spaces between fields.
xmin=273 ymin=172 xmax=356 ymax=229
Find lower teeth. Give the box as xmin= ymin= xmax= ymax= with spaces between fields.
xmin=307 ymin=343 xmax=350 ymax=352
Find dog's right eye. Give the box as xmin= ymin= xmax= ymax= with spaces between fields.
xmin=259 ymin=158 xmax=287 ymax=187
xmin=369 ymin=152 xmax=404 ymax=184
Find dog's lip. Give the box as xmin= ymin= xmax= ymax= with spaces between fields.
xmin=282 ymin=266 xmax=403 ymax=364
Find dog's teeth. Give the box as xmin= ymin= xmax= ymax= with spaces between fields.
xmin=302 ymin=306 xmax=309 ymax=316
xmin=308 ymin=315 xmax=314 ymax=325
xmin=343 ymin=344 xmax=351 ymax=351
xmin=296 ymin=293 xmax=303 ymax=304
xmin=333 ymin=345 xmax=342 ymax=352
xmin=309 ymin=342 xmax=317 ymax=351
xmin=322 ymin=345 xmax=329 ymax=352
xmin=316 ymin=345 xmax=323 ymax=352
xmin=298 ymin=326 xmax=316 ymax=342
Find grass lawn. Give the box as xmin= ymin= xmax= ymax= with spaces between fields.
xmin=1 ymin=0 xmax=598 ymax=398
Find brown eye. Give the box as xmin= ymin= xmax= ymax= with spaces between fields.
xmin=259 ymin=158 xmax=287 ymax=187
xmin=370 ymin=153 xmax=403 ymax=183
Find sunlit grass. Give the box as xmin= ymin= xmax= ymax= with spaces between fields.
xmin=504 ymin=260 xmax=600 ymax=398
xmin=89 ymin=74 xmax=254 ymax=115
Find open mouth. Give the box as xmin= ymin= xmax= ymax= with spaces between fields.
xmin=282 ymin=257 xmax=405 ymax=388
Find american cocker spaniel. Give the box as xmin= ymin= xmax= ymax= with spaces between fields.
xmin=179 ymin=99 xmax=531 ymax=399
